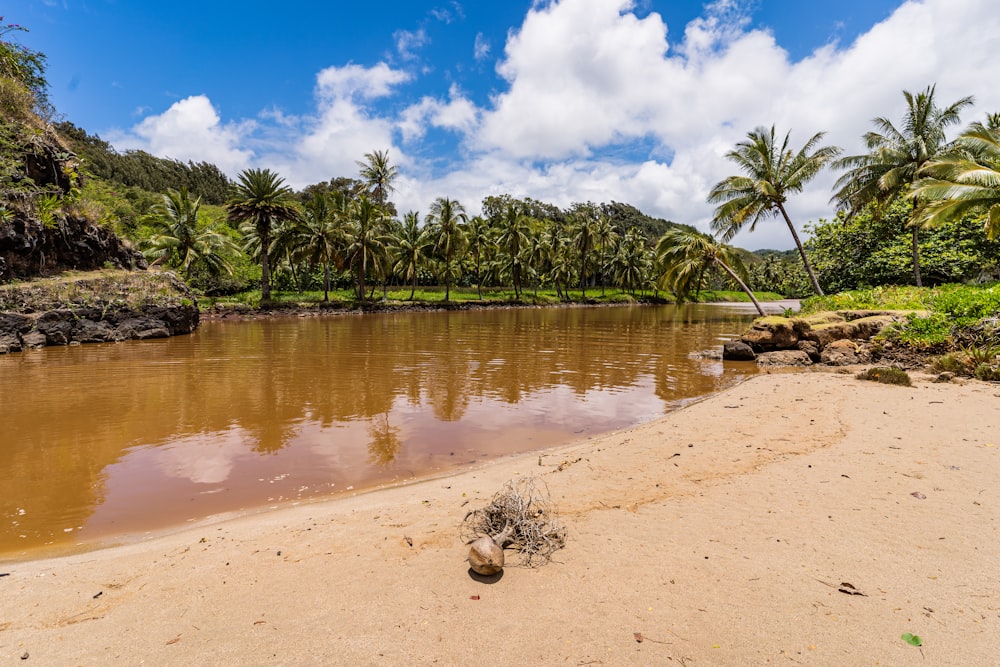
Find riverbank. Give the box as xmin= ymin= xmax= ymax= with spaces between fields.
xmin=2 ymin=369 xmax=996 ymax=664
xmin=0 ymin=270 xmax=198 ymax=354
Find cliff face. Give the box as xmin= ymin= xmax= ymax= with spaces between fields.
xmin=0 ymin=125 xmax=147 ymax=282
xmin=0 ymin=210 xmax=146 ymax=281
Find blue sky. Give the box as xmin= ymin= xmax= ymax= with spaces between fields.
xmin=17 ymin=0 xmax=1000 ymax=249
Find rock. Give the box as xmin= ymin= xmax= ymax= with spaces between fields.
xmin=796 ymin=339 xmax=822 ymax=362
xmin=72 ymin=319 xmax=117 ymax=343
xmin=36 ymin=310 xmax=75 ymax=345
xmin=851 ymin=315 xmax=899 ymax=340
xmin=21 ymin=330 xmax=47 ymax=348
xmin=803 ymin=320 xmax=860 ymax=348
xmin=820 ymin=339 xmax=864 ymax=366
xmin=793 ymin=312 xmax=846 ymax=335
xmin=0 ymin=332 xmax=21 ymax=354
xmin=742 ymin=316 xmax=799 ymax=351
xmin=723 ymin=341 xmax=756 ymax=361
xmin=0 ymin=312 xmax=31 ymax=334
xmin=756 ymin=350 xmax=813 ymax=366
xmin=116 ymin=317 xmax=169 ymax=340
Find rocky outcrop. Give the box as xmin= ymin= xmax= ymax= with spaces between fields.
xmin=0 ymin=303 xmax=198 ymax=353
xmin=723 ymin=310 xmax=920 ymax=367
xmin=0 ymin=271 xmax=199 ymax=354
xmin=0 ymin=212 xmax=146 ymax=282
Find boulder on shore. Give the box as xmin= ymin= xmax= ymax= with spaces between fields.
xmin=723 ymin=341 xmax=756 ymax=361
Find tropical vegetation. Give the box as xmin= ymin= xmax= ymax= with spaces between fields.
xmin=2 ymin=19 xmax=1000 ymax=339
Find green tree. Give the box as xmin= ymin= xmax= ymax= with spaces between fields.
xmin=593 ymin=212 xmax=618 ymax=296
xmin=357 ymin=149 xmax=398 ymax=208
xmin=143 ymin=187 xmax=237 ymax=278
xmin=832 ymin=85 xmax=974 ymax=286
xmin=656 ymin=227 xmax=764 ymax=316
xmin=709 ymin=125 xmax=841 ymax=295
xmin=226 ymin=168 xmax=299 ymax=302
xmin=570 ymin=203 xmax=599 ymax=297
xmin=272 ymin=192 xmax=345 ymax=301
xmin=913 ymin=118 xmax=1000 ymax=240
xmin=612 ymin=227 xmax=653 ymax=296
xmin=805 ymin=199 xmax=1000 ymax=292
xmin=425 ymin=197 xmax=467 ymax=302
xmin=495 ymin=202 xmax=531 ymax=299
xmin=464 ymin=215 xmax=493 ymax=299
xmin=0 ymin=20 xmax=50 ymax=116
xmin=345 ymin=195 xmax=390 ymax=301
xmin=393 ymin=211 xmax=432 ymax=300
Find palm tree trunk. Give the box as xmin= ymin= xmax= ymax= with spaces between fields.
xmin=715 ymin=259 xmax=766 ymax=316
xmin=323 ymin=264 xmax=330 ymax=302
xmin=410 ymin=270 xmax=417 ymax=301
xmin=777 ymin=203 xmax=824 ymax=296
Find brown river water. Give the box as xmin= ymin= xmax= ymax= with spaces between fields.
xmin=0 ymin=303 xmax=769 ymax=559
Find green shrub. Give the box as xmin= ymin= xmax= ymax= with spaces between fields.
xmin=856 ymin=366 xmax=913 ymax=386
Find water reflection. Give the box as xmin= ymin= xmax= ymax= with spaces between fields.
xmin=0 ymin=304 xmax=758 ymax=556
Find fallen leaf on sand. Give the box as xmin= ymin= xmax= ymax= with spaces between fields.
xmin=911 ymin=491 xmax=927 ymax=499
xmin=838 ymin=582 xmax=867 ymax=596
xmin=166 ymin=635 xmax=181 ymax=645
xmin=469 ymin=595 xmax=480 ymax=600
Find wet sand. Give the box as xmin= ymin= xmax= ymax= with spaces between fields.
xmin=1 ymin=370 xmax=998 ymax=665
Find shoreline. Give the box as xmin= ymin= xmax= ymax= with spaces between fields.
xmin=2 ymin=369 xmax=997 ymax=664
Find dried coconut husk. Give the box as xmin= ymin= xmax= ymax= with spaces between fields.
xmin=462 ymin=476 xmax=566 ymax=570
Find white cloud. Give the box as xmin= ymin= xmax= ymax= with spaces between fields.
xmin=398 ymin=84 xmax=479 ymax=143
xmin=394 ymin=28 xmax=429 ymax=61
xmin=473 ymin=32 xmax=491 ymax=61
xmin=109 ymin=95 xmax=253 ymax=174
xmin=110 ymin=0 xmax=1000 ymax=250
xmin=315 ymin=62 xmax=410 ymax=101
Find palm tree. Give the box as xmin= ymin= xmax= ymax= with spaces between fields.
xmin=272 ymin=192 xmax=345 ymax=301
xmin=345 ymin=196 xmax=391 ymax=301
xmin=571 ymin=204 xmax=599 ymax=298
xmin=832 ymin=85 xmax=974 ymax=286
xmin=425 ymin=197 xmax=468 ymax=302
xmin=496 ymin=203 xmax=530 ymax=299
xmin=656 ymin=227 xmax=764 ymax=316
xmin=593 ymin=211 xmax=617 ymax=296
xmin=464 ymin=215 xmax=493 ymax=299
xmin=393 ymin=211 xmax=432 ymax=300
xmin=709 ymin=125 xmax=841 ymax=295
xmin=357 ymin=149 xmax=398 ymax=207
xmin=226 ymin=168 xmax=298 ymax=302
xmin=912 ymin=118 xmax=1000 ymax=240
xmin=144 ymin=187 xmax=237 ymax=278
xmin=612 ymin=228 xmax=652 ymax=297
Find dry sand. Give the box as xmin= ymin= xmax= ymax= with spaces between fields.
xmin=1 ymin=370 xmax=999 ymax=665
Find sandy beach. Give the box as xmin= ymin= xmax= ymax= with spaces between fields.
xmin=1 ymin=369 xmax=998 ymax=665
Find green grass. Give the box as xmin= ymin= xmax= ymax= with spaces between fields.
xmin=800 ymin=283 xmax=1000 ymax=351
xmin=200 ymin=285 xmax=792 ymax=311
xmin=0 ymin=269 xmax=193 ymax=311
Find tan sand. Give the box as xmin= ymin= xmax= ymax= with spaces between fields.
xmin=1 ymin=370 xmax=999 ymax=665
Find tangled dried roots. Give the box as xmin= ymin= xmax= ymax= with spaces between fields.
xmin=461 ymin=476 xmax=566 ymax=567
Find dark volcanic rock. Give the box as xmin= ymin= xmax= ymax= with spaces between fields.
xmin=0 ymin=214 xmax=147 ymax=282
xmin=723 ymin=340 xmax=756 ymax=361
